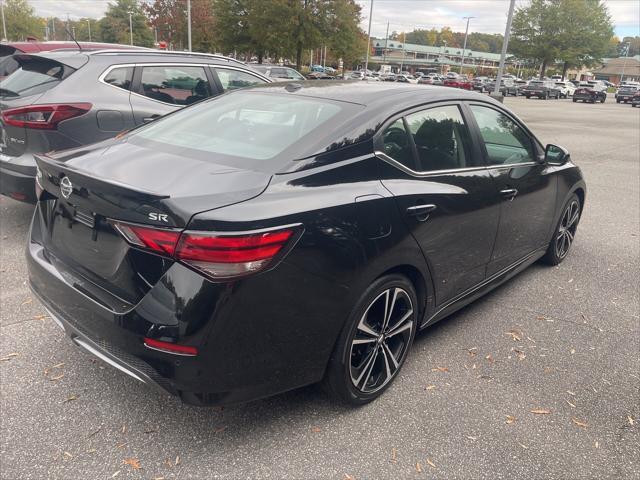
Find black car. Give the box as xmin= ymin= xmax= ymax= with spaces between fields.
xmin=632 ymin=91 xmax=640 ymax=107
xmin=472 ymin=76 xmax=489 ymax=92
xmin=522 ymin=80 xmax=561 ymax=99
xmin=486 ymin=78 xmax=518 ymax=96
xmin=27 ymin=82 xmax=586 ymax=406
xmin=615 ymin=84 xmax=639 ymax=103
xmin=573 ymin=81 xmax=607 ymax=103
xmin=0 ymin=49 xmax=270 ymax=203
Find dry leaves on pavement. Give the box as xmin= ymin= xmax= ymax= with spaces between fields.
xmin=505 ymin=330 xmax=522 ymax=341
xmin=123 ymin=458 xmax=142 ymax=470
xmin=571 ymin=417 xmax=588 ymax=428
xmin=426 ymin=458 xmax=436 ymax=469
xmin=530 ymin=409 xmax=552 ymax=415
xmin=431 ymin=366 xmax=449 ymax=372
xmin=506 ymin=415 xmax=516 ymax=424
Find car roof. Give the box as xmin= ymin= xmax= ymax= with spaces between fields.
xmin=243 ymin=81 xmax=502 ymax=107
xmin=1 ymin=41 xmax=144 ymax=54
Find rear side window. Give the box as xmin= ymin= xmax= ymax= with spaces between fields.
xmin=139 ymin=65 xmax=213 ymax=105
xmin=0 ymin=57 xmax=74 ymax=98
xmin=381 ymin=119 xmax=414 ymax=168
xmin=405 ymin=105 xmax=474 ymax=171
xmin=470 ymin=105 xmax=535 ymax=166
xmin=213 ymin=67 xmax=266 ymax=90
xmin=103 ymin=66 xmax=133 ymax=91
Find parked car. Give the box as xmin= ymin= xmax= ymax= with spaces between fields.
xmin=486 ymin=78 xmax=518 ymax=96
xmin=472 ymin=76 xmax=490 ymax=92
xmin=631 ymin=91 xmax=640 ymax=107
xmin=27 ymin=82 xmax=585 ymax=406
xmin=522 ymin=80 xmax=561 ymax=99
xmin=250 ymin=64 xmax=305 ymax=82
xmin=0 ymin=49 xmax=270 ymax=202
xmin=555 ymin=80 xmax=576 ymax=98
xmin=443 ymin=74 xmax=473 ymax=90
xmin=573 ymin=81 xmax=607 ymax=103
xmin=0 ymin=41 xmax=145 ymax=79
xmin=380 ymin=72 xmax=396 ymax=82
xmin=395 ymin=74 xmax=418 ymax=84
xmin=515 ymin=79 xmax=529 ymax=95
xmin=306 ymin=71 xmax=335 ymax=80
xmin=615 ymin=83 xmax=639 ymax=103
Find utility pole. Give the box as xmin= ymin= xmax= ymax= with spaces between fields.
xmin=620 ymin=42 xmax=630 ymax=84
xmin=383 ymin=21 xmax=389 ymax=64
xmin=363 ymin=0 xmax=374 ymax=77
xmin=128 ymin=10 xmax=133 ymax=45
xmin=87 ymin=19 xmax=91 ymax=41
xmin=51 ymin=17 xmax=56 ymax=40
xmin=460 ymin=16 xmax=475 ymax=74
xmin=1 ymin=0 xmax=7 ymax=41
xmin=492 ymin=0 xmax=516 ymax=101
xmin=400 ymin=31 xmax=406 ymax=73
xmin=187 ymin=0 xmax=192 ymax=51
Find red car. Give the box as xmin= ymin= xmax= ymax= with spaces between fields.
xmin=1 ymin=40 xmax=144 ymax=78
xmin=443 ymin=74 xmax=473 ymax=90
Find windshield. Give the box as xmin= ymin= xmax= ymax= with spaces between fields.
xmin=529 ymin=81 xmax=544 ymax=86
xmin=0 ymin=57 xmax=73 ymax=98
xmin=132 ymin=92 xmax=345 ymax=161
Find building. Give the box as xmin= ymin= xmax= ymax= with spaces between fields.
xmin=369 ymin=38 xmax=511 ymax=75
xmin=593 ymin=56 xmax=640 ymax=84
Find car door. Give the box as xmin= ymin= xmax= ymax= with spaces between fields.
xmin=129 ymin=64 xmax=219 ymax=125
xmin=377 ymin=103 xmax=502 ymax=306
xmin=466 ymin=103 xmax=557 ymax=276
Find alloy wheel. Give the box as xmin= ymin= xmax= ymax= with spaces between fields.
xmin=349 ymin=287 xmax=414 ymax=394
xmin=555 ymin=199 xmax=580 ymax=259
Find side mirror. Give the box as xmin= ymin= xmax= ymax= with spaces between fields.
xmin=545 ymin=144 xmax=570 ymax=164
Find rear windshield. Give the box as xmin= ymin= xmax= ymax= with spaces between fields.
xmin=0 ymin=57 xmax=75 ymax=98
xmin=0 ymin=56 xmax=19 ymax=79
xmin=131 ymin=91 xmax=346 ymax=162
xmin=529 ymin=81 xmax=544 ymax=85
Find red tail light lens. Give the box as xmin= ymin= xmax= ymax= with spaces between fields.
xmin=175 ymin=229 xmax=295 ymax=278
xmin=112 ymin=221 xmax=299 ymax=280
xmin=1 ymin=103 xmax=92 ymax=130
xmin=143 ymin=337 xmax=197 ymax=356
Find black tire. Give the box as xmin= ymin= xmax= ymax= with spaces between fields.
xmin=323 ymin=274 xmax=418 ymax=405
xmin=541 ymin=194 xmax=581 ymax=265
xmin=526 ymin=95 xmax=530 ymax=99
xmin=573 ymin=98 xmax=577 ymax=102
xmin=601 ymin=95 xmax=606 ymax=103
xmin=617 ymin=98 xmax=621 ymax=103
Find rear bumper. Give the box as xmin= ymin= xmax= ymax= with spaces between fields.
xmin=0 ymin=154 xmax=37 ymax=203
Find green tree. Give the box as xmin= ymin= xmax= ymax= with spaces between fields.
xmin=1 ymin=0 xmax=43 ymax=41
xmin=100 ymin=0 xmax=153 ymax=47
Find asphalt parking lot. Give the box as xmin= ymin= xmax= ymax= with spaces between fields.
xmin=1 ymin=95 xmax=639 ymax=480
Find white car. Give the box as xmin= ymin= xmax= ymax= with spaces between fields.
xmin=395 ymin=74 xmax=418 ymax=84
xmin=555 ymin=80 xmax=576 ymax=98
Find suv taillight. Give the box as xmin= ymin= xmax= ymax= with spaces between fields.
xmin=1 ymin=103 xmax=92 ymax=130
xmin=112 ymin=222 xmax=301 ymax=280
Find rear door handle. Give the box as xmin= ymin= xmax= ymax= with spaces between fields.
xmin=142 ymin=114 xmax=161 ymax=123
xmin=407 ymin=203 xmax=437 ymax=221
xmin=500 ymin=188 xmax=518 ymax=201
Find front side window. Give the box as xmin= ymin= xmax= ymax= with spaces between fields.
xmin=405 ymin=105 xmax=474 ymax=171
xmin=470 ymin=105 xmax=535 ymax=166
xmin=103 ymin=66 xmax=133 ymax=91
xmin=213 ymin=68 xmax=266 ymax=91
xmin=139 ymin=66 xmax=212 ymax=105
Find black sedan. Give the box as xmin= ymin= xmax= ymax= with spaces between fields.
xmin=27 ymin=82 xmax=586 ymax=406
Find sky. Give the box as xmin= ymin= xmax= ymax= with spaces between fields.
xmin=27 ymin=0 xmax=640 ymax=39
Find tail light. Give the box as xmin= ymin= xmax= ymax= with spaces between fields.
xmin=112 ymin=221 xmax=301 ymax=280
xmin=1 ymin=103 xmax=92 ymax=130
xmin=143 ymin=337 xmax=197 ymax=356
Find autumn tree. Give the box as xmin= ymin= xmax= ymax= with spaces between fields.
xmin=100 ymin=0 xmax=154 ymax=47
xmin=1 ymin=0 xmax=43 ymax=41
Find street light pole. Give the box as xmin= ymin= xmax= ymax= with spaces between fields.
xmin=620 ymin=42 xmax=630 ymax=84
xmin=363 ymin=0 xmax=374 ymax=77
xmin=1 ymin=0 xmax=7 ymax=41
xmin=460 ymin=16 xmax=475 ymax=74
xmin=87 ymin=19 xmax=91 ymax=41
xmin=187 ymin=0 xmax=192 ymax=51
xmin=128 ymin=11 xmax=133 ymax=45
xmin=492 ymin=0 xmax=516 ymax=100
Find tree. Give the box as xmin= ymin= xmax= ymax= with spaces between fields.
xmin=100 ymin=0 xmax=154 ymax=47
xmin=1 ymin=0 xmax=43 ymax=41
xmin=145 ymin=0 xmax=186 ymax=49
xmin=510 ymin=0 xmax=613 ymax=78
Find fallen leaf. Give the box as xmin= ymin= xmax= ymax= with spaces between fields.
xmin=115 ymin=443 xmax=127 ymax=449
xmin=63 ymin=451 xmax=73 ymax=459
xmin=514 ymin=349 xmax=526 ymax=361
xmin=519 ymin=443 xmax=529 ymax=449
xmin=485 ymin=354 xmax=494 ymax=363
xmin=530 ymin=409 xmax=552 ymax=415
xmin=49 ymin=373 xmax=64 ymax=381
xmin=426 ymin=458 xmax=436 ymax=469
xmin=153 ymin=477 xmax=166 ymax=480
xmin=123 ymin=458 xmax=141 ymax=470
xmin=478 ymin=375 xmax=493 ymax=380
xmin=628 ymin=415 xmax=635 ymax=426
xmin=572 ymin=417 xmax=588 ymax=428
xmin=344 ymin=475 xmax=355 ymax=480
xmin=175 ymin=455 xmax=180 ymax=466
xmin=416 ymin=462 xmax=422 ymax=473
xmin=63 ymin=395 xmax=77 ymax=403
xmin=467 ymin=347 xmax=478 ymax=357
xmin=0 ymin=353 xmax=19 ymax=362
xmin=121 ymin=424 xmax=127 ymax=434
xmin=311 ymin=426 xmax=321 ymax=433
xmin=33 ymin=314 xmax=49 ymax=320
xmin=424 ymin=385 xmax=436 ymax=390
xmin=505 ymin=330 xmax=522 ymax=341
xmin=570 ymin=348 xmax=576 ymax=355
xmin=431 ymin=366 xmax=449 ymax=372
xmin=390 ymin=447 xmax=397 ymax=463
xmin=88 ymin=427 xmax=102 ymax=438
xmin=506 ymin=415 xmax=516 ymax=424
xmin=566 ymin=390 xmax=576 ymax=396
xmin=466 ymin=436 xmax=478 ymax=441
xmin=111 ymin=471 xmax=120 ymax=478
xmin=21 ymin=298 xmax=32 ymax=305
xmin=565 ymin=399 xmax=576 ymax=408
xmin=595 ymin=441 xmax=599 ymax=449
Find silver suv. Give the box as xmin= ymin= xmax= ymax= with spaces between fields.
xmin=0 ymin=50 xmax=270 ymax=202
